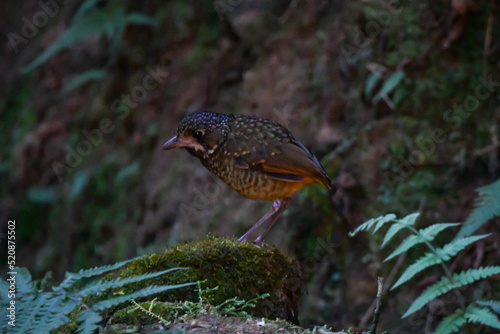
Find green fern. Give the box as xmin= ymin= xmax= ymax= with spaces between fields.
xmin=350 ymin=189 xmax=500 ymax=334
xmin=391 ymin=234 xmax=489 ymax=289
xmin=477 ymin=300 xmax=500 ymax=314
xmin=434 ymin=308 xmax=466 ymax=334
xmin=464 ymin=304 xmax=500 ymax=329
xmin=349 ymin=213 xmax=398 ymax=236
xmin=402 ymin=266 xmax=500 ymax=317
xmin=434 ymin=304 xmax=500 ymax=334
xmin=0 ymin=259 xmax=194 ymax=334
xmin=384 ymin=223 xmax=459 ymax=261
xmin=456 ymin=179 xmax=500 ymax=238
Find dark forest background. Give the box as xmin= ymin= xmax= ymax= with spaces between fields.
xmin=1 ymin=0 xmax=499 ymax=332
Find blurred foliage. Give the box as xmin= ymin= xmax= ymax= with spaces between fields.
xmin=0 ymin=261 xmax=193 ymax=334
xmin=21 ymin=0 xmax=156 ymax=73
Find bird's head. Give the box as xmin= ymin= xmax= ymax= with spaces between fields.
xmin=162 ymin=111 xmax=231 ymax=159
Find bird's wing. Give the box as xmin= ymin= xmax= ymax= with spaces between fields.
xmin=226 ymin=134 xmax=331 ymax=191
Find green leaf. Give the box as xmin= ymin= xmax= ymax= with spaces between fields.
xmin=392 ymin=86 xmax=407 ymax=106
xmin=32 ymin=295 xmax=78 ymax=333
xmin=364 ymin=73 xmax=380 ymax=97
xmin=403 ymin=266 xmax=500 ymax=318
xmin=13 ymin=267 xmax=34 ymax=296
xmin=27 ymin=187 xmax=56 ymax=204
xmin=465 ymin=305 xmax=500 ymax=329
xmin=382 ymin=222 xmax=408 ymax=248
xmin=125 ymin=13 xmax=157 ymax=26
xmin=456 ymin=179 xmax=500 ymax=238
xmin=77 ymin=267 xmax=189 ymax=298
xmin=22 ymin=1 xmax=154 ymax=73
xmin=372 ymin=71 xmax=405 ymax=103
xmin=62 ymin=69 xmax=106 ymax=94
xmin=381 ymin=213 xmax=421 ymax=247
xmin=391 ymin=234 xmax=487 ymax=289
xmin=74 ymin=0 xmax=101 ymax=18
xmin=90 ymin=283 xmax=196 ymax=311
xmin=76 ymin=310 xmax=102 ymax=334
xmin=116 ymin=162 xmax=140 ymax=182
xmin=349 ymin=213 xmax=397 ymax=237
xmin=434 ymin=309 xmax=466 ymax=334
xmin=392 ymin=251 xmax=441 ymax=290
xmin=477 ymin=300 xmax=500 ymax=314
xmin=436 ymin=234 xmax=489 ymax=261
xmin=70 ymin=170 xmax=92 ymax=199
xmin=385 ymin=223 xmax=460 ymax=261
xmin=58 ymin=256 xmax=144 ymax=290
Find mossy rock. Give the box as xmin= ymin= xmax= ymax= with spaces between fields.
xmin=114 ymin=236 xmax=302 ymax=323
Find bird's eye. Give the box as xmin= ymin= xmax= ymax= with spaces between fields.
xmin=193 ymin=130 xmax=204 ymax=139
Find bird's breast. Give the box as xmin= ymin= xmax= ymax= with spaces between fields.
xmin=201 ymin=151 xmax=311 ymax=201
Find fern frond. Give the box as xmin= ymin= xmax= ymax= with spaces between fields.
xmin=7 ymin=295 xmax=35 ymax=333
xmin=392 ymin=252 xmax=441 ymax=290
xmin=0 ymin=280 xmax=9 ymax=305
xmin=456 ymin=179 xmax=500 ymax=238
xmin=434 ymin=309 xmax=466 ymax=334
xmin=382 ymin=222 xmax=408 ymax=248
xmin=76 ymin=310 xmax=102 ymax=334
xmin=391 ymin=235 xmax=488 ymax=290
xmin=477 ymin=300 xmax=500 ymax=314
xmin=378 ymin=213 xmax=412 ymax=245
xmin=380 ymin=213 xmax=420 ymax=246
xmin=31 ymin=295 xmax=78 ymax=334
xmin=403 ymin=266 xmax=500 ymax=318
xmin=14 ymin=267 xmax=34 ymax=296
xmin=385 ymin=223 xmax=460 ymax=261
xmin=376 ymin=213 xmax=417 ymax=234
xmin=349 ymin=214 xmax=397 ymax=237
xmin=58 ymin=256 xmax=143 ymax=290
xmin=464 ymin=304 xmax=500 ymax=329
xmin=436 ymin=235 xmax=489 ymax=261
xmin=90 ymin=282 xmax=196 ymax=311
xmin=13 ymin=292 xmax=50 ymax=334
xmin=77 ymin=267 xmax=189 ymax=298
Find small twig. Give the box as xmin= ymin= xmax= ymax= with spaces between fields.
xmin=368 ymin=277 xmax=384 ymax=334
xmin=358 ymin=253 xmax=406 ymax=329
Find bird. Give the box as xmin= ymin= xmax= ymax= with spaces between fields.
xmin=162 ymin=111 xmax=332 ymax=242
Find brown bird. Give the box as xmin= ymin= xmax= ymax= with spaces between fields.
xmin=162 ymin=111 xmax=331 ymax=242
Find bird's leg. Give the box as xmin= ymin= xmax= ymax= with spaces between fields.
xmin=238 ymin=200 xmax=281 ymax=242
xmin=254 ymin=198 xmax=291 ymax=243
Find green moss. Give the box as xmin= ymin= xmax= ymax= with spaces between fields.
xmin=114 ymin=236 xmax=302 ymax=322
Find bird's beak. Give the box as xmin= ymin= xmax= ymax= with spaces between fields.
xmin=162 ymin=136 xmax=188 ymax=150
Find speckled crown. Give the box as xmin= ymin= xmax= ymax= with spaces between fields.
xmin=177 ymin=111 xmax=232 ymax=135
